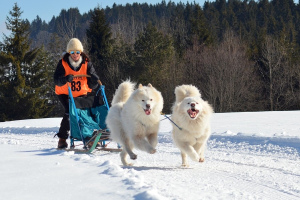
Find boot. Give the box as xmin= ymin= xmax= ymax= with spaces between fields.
xmin=57 ymin=138 xmax=68 ymax=149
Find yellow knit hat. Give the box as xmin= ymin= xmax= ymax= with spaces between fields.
xmin=66 ymin=38 xmax=83 ymax=52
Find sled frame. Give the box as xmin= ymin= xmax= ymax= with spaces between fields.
xmin=67 ymin=83 xmax=119 ymax=153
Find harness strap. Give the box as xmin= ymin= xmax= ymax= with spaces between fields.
xmin=162 ymin=115 xmax=182 ymax=130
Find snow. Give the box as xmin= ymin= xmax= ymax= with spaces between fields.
xmin=0 ymin=111 xmax=299 ymax=200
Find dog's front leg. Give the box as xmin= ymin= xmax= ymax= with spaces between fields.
xmin=194 ymin=142 xmax=206 ymax=162
xmin=120 ymin=149 xmax=130 ymax=166
xmin=195 ymin=135 xmax=210 ymax=162
xmin=146 ymin=132 xmax=158 ymax=148
xmin=132 ymin=134 xmax=156 ymax=154
xmin=123 ymin=137 xmax=137 ymax=161
xmin=180 ymin=143 xmax=200 ymax=162
xmin=131 ymin=125 xmax=156 ymax=154
xmin=181 ymin=152 xmax=189 ymax=167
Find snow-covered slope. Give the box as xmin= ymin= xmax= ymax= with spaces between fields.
xmin=0 ymin=111 xmax=299 ymax=200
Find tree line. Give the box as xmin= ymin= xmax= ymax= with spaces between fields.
xmin=0 ymin=0 xmax=300 ymax=121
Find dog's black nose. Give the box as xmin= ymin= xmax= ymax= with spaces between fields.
xmin=191 ymin=103 xmax=195 ymax=107
xmin=146 ymin=104 xmax=150 ymax=109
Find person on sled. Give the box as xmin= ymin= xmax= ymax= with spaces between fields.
xmin=54 ymin=38 xmax=100 ymax=148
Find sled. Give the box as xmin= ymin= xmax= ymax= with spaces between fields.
xmin=66 ymin=75 xmax=121 ymax=153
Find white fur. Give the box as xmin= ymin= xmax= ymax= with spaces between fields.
xmin=171 ymin=85 xmax=213 ymax=167
xmin=106 ymin=80 xmax=163 ymax=166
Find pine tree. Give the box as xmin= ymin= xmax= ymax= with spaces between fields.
xmin=86 ymin=7 xmax=114 ymax=88
xmin=189 ymin=4 xmax=213 ymax=46
xmin=134 ymin=23 xmax=174 ymax=86
xmin=0 ymin=3 xmax=52 ymax=121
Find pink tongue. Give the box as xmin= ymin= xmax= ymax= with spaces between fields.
xmin=189 ymin=111 xmax=197 ymax=118
xmin=145 ymin=110 xmax=151 ymax=115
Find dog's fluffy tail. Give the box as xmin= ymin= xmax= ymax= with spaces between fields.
xmin=174 ymin=85 xmax=201 ymax=102
xmin=111 ymin=80 xmax=135 ymax=106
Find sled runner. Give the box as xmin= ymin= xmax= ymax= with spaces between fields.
xmin=66 ymin=75 xmax=121 ymax=153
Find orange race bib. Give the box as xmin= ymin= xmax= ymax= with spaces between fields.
xmin=55 ymin=59 xmax=92 ymax=97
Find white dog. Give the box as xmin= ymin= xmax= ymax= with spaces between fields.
xmin=171 ymin=85 xmax=213 ymax=167
xmin=106 ymin=80 xmax=164 ymax=166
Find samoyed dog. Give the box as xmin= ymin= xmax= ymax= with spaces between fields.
xmin=171 ymin=85 xmax=213 ymax=167
xmin=106 ymin=80 xmax=163 ymax=166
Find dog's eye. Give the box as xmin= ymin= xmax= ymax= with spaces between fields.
xmin=150 ymin=99 xmax=153 ymax=101
xmin=142 ymin=100 xmax=145 ymax=102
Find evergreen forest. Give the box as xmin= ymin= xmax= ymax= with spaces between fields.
xmin=1 ymin=0 xmax=300 ymax=121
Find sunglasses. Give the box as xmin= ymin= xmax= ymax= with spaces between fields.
xmin=69 ymin=51 xmax=81 ymax=55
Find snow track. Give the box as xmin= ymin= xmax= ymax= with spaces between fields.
xmin=1 ymin=112 xmax=300 ymax=200
xmin=119 ymin=135 xmax=300 ymax=200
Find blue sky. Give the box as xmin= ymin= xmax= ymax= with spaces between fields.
xmin=1 ymin=0 xmax=206 ymax=40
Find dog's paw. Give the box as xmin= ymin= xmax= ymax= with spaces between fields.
xmin=130 ymin=154 xmax=137 ymax=160
xmin=149 ymin=149 xmax=156 ymax=154
xmin=181 ymin=164 xmax=189 ymax=168
xmin=122 ymin=162 xmax=134 ymax=166
xmin=199 ymin=157 xmax=205 ymax=162
xmin=124 ymin=163 xmax=134 ymax=166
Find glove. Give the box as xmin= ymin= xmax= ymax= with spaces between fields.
xmin=89 ymin=74 xmax=99 ymax=89
xmin=65 ymin=74 xmax=74 ymax=83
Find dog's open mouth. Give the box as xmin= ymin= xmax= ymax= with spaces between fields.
xmin=144 ymin=108 xmax=151 ymax=115
xmin=187 ymin=108 xmax=199 ymax=118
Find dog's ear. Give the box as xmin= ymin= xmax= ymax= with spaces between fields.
xmin=138 ymin=84 xmax=143 ymax=88
xmin=147 ymin=83 xmax=152 ymax=87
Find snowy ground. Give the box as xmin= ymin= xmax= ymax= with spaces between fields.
xmin=0 ymin=111 xmax=299 ymax=200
